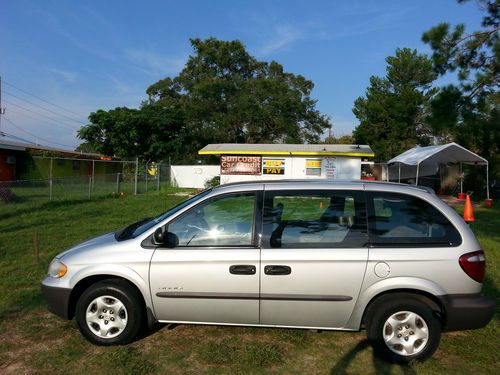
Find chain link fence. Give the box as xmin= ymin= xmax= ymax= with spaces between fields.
xmin=0 ymin=156 xmax=173 ymax=205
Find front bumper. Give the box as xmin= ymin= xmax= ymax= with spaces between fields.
xmin=41 ymin=282 xmax=72 ymax=319
xmin=439 ymin=294 xmax=496 ymax=331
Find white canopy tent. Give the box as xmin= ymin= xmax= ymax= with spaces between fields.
xmin=388 ymin=143 xmax=490 ymax=199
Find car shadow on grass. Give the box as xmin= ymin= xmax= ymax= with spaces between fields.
xmin=329 ymin=340 xmax=417 ymax=375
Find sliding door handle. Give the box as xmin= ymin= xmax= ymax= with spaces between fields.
xmin=229 ymin=265 xmax=256 ymax=275
xmin=264 ymin=265 xmax=292 ymax=275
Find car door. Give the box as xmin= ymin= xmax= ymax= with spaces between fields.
xmin=149 ymin=189 xmax=262 ymax=324
xmin=260 ymin=185 xmax=369 ymax=328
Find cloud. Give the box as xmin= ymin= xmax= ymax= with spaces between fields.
xmin=124 ymin=49 xmax=186 ymax=76
xmin=49 ymin=68 xmax=78 ymax=83
xmin=256 ymin=25 xmax=305 ymax=56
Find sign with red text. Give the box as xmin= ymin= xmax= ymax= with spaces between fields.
xmin=221 ymin=155 xmax=262 ymax=175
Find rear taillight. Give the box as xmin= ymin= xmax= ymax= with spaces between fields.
xmin=459 ymin=250 xmax=486 ymax=283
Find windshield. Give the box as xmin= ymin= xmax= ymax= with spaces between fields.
xmin=115 ymin=189 xmax=212 ymax=241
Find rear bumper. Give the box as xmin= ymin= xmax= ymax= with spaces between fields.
xmin=41 ymin=282 xmax=72 ymax=320
xmin=439 ymin=294 xmax=496 ymax=331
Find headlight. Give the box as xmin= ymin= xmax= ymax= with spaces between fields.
xmin=47 ymin=258 xmax=68 ymax=278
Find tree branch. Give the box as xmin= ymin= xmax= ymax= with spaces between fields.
xmin=455 ymin=27 xmax=500 ymax=45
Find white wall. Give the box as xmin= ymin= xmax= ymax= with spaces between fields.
xmin=170 ymin=165 xmax=220 ymax=189
xmin=220 ymin=156 xmax=362 ymax=184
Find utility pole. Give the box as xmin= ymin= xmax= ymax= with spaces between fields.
xmin=0 ymin=76 xmax=5 ymax=134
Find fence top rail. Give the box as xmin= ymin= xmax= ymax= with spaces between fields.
xmin=31 ymin=156 xmax=140 ymax=164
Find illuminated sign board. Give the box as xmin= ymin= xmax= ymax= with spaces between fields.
xmin=263 ymin=159 xmax=285 ymax=175
xmin=221 ymin=155 xmax=262 ymax=175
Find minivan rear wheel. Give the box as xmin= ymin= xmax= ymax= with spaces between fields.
xmin=366 ymin=296 xmax=441 ymax=363
xmin=75 ymin=279 xmax=144 ymax=345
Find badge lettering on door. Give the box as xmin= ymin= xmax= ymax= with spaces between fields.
xmin=159 ymin=286 xmax=184 ymax=291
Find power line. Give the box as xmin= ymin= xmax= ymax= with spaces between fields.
xmin=3 ymin=99 xmax=82 ymax=130
xmin=3 ymin=80 xmax=86 ymax=118
xmin=4 ymin=89 xmax=86 ymax=124
xmin=2 ymin=116 xmax=77 ymax=149
xmin=0 ymin=130 xmax=37 ymax=145
xmin=5 ymin=106 xmax=83 ymax=131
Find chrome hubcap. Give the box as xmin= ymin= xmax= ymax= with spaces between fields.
xmin=383 ymin=311 xmax=429 ymax=356
xmin=86 ymin=295 xmax=128 ymax=338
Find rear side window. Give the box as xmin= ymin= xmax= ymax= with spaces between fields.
xmin=366 ymin=192 xmax=461 ymax=247
xmin=263 ymin=190 xmax=367 ymax=248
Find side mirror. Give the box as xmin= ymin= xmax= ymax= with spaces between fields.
xmin=153 ymin=228 xmax=179 ymax=248
xmin=165 ymin=232 xmax=179 ymax=248
xmin=153 ymin=227 xmax=165 ymax=244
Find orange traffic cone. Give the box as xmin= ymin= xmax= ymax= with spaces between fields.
xmin=320 ymin=201 xmax=324 ymax=209
xmin=463 ymin=195 xmax=474 ymax=223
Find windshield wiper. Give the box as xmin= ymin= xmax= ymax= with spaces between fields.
xmin=115 ymin=217 xmax=152 ymax=241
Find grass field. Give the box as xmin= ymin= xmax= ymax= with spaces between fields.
xmin=0 ymin=192 xmax=498 ymax=374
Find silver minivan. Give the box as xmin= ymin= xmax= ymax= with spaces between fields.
xmin=41 ymin=180 xmax=495 ymax=363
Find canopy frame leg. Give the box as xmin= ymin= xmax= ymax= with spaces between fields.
xmin=416 ymin=163 xmax=420 ymax=186
xmin=486 ymin=162 xmax=490 ymax=200
xmin=398 ymin=163 xmax=401 ymax=183
xmin=460 ymin=162 xmax=463 ymax=194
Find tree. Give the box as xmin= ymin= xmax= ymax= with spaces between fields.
xmin=75 ymin=142 xmax=97 ymax=154
xmin=147 ymin=38 xmax=331 ymax=149
xmin=422 ymin=0 xmax=498 ymax=98
xmin=78 ymin=38 xmax=331 ymax=161
xmin=77 ymin=104 xmax=184 ymax=160
xmin=323 ymin=134 xmax=355 ymax=144
xmin=352 ymin=48 xmax=437 ymax=162
xmin=422 ymin=0 xmax=500 ymax=181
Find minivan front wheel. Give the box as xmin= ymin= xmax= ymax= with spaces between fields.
xmin=75 ymin=279 xmax=144 ymax=345
xmin=367 ymin=296 xmax=441 ymax=363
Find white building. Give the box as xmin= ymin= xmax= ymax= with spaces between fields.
xmin=198 ymin=143 xmax=375 ymax=185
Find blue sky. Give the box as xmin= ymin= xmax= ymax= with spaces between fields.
xmin=0 ymin=0 xmax=485 ymax=150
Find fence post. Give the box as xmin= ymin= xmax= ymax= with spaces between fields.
xmin=49 ymin=157 xmax=53 ymax=200
xmin=157 ymin=166 xmax=160 ymax=194
xmin=88 ymin=175 xmax=92 ymax=200
xmin=92 ymin=160 xmax=95 ymax=189
xmin=168 ymin=156 xmax=171 ymax=188
xmin=134 ymin=158 xmax=138 ymax=195
xmin=145 ymin=162 xmax=148 ymax=194
xmin=116 ymin=172 xmax=121 ymax=194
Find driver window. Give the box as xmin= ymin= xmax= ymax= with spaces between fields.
xmin=167 ymin=193 xmax=256 ymax=247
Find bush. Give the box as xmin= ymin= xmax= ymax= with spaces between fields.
xmin=205 ymin=176 xmax=220 ymax=189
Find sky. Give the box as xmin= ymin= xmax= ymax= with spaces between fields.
xmin=0 ymin=0 xmax=486 ymax=150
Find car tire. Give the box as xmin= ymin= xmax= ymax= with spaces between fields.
xmin=75 ymin=279 xmax=144 ymax=345
xmin=366 ymin=295 xmax=441 ymax=364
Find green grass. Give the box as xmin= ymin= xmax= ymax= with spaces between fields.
xmin=0 ymin=194 xmax=498 ymax=374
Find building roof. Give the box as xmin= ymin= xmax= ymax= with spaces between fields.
xmin=199 ymin=143 xmax=374 ymax=157
xmin=0 ymin=138 xmax=114 ymax=160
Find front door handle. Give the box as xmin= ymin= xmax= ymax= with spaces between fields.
xmin=264 ymin=265 xmax=292 ymax=275
xmin=229 ymin=265 xmax=256 ymax=275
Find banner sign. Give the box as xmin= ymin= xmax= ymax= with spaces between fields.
xmin=263 ymin=159 xmax=285 ymax=175
xmin=221 ymin=155 xmax=262 ymax=175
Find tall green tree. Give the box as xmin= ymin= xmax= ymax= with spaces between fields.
xmin=422 ymin=0 xmax=499 ymax=179
xmin=77 ymin=104 xmax=184 ymax=160
xmin=352 ymin=48 xmax=437 ymax=162
xmin=79 ymin=38 xmax=331 ymax=161
xmin=147 ymin=38 xmax=331 ymax=151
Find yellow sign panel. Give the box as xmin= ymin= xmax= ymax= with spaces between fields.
xmin=264 ymin=159 xmax=284 ymax=167
xmin=306 ymin=160 xmax=321 ymax=168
